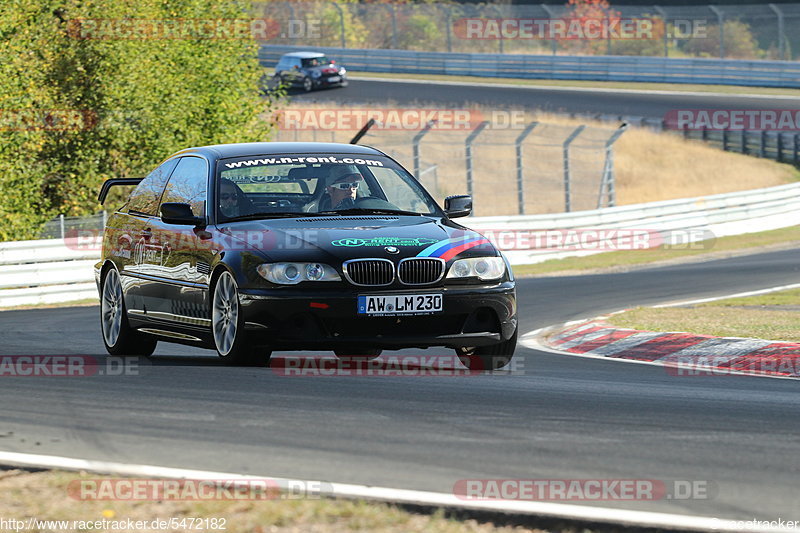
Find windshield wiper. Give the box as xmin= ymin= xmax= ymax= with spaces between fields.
xmin=223 ymin=211 xmax=332 ymax=221
xmin=318 ymin=208 xmax=424 ymax=217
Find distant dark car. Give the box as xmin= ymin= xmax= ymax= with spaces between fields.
xmin=96 ymin=142 xmax=517 ymax=369
xmin=273 ymin=51 xmax=348 ymax=92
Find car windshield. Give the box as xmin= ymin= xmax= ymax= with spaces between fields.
xmin=216 ymin=154 xmax=441 ymax=221
xmin=301 ymin=56 xmax=327 ymax=67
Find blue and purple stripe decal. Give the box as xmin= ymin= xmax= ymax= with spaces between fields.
xmin=416 ymin=234 xmax=491 ymax=262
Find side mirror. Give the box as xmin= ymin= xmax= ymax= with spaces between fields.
xmin=161 ymin=202 xmax=204 ymax=226
xmin=444 ymin=195 xmax=472 ymax=218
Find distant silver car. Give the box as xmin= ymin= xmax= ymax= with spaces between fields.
xmin=272 ymin=51 xmax=348 ymax=92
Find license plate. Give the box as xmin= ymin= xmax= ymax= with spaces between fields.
xmin=358 ymin=294 xmax=442 ymax=316
xmin=327 ymin=76 xmax=341 ymax=83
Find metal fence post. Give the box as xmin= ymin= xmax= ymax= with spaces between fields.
xmin=515 ymin=122 xmax=539 ymax=215
xmin=795 ymin=133 xmax=799 ymax=165
xmin=741 ymin=130 xmax=747 ymax=154
xmin=654 ymin=5 xmax=668 ymax=57
xmin=541 ymin=4 xmax=558 ymax=55
xmin=709 ymin=6 xmax=724 ymax=59
xmin=769 ymin=4 xmax=785 ymax=60
xmin=444 ymin=5 xmax=452 ymax=53
xmin=777 ymin=132 xmax=784 ymax=162
xmin=760 ymin=130 xmax=767 ymax=158
xmin=489 ymin=6 xmax=504 ymax=54
xmin=412 ymin=121 xmax=436 ymax=178
xmin=722 ymin=129 xmax=729 ymax=151
xmin=102 ymin=210 xmax=107 ymax=229
xmin=286 ymin=2 xmax=296 ymax=29
xmin=465 ymin=121 xmax=489 ymax=199
xmin=332 ymin=2 xmax=346 ymax=48
xmin=597 ymin=123 xmax=628 ymax=209
xmin=387 ymin=4 xmax=397 ymax=49
xmin=563 ymin=125 xmax=585 ymax=212
xmin=59 ymin=214 xmax=65 ymax=239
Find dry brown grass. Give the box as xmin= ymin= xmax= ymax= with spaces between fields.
xmin=0 ymin=469 xmax=546 ymax=533
xmin=269 ymin=103 xmax=799 ymax=216
xmin=613 ymin=127 xmax=796 ymax=205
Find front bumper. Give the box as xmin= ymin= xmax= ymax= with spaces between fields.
xmin=239 ymin=282 xmax=516 ymax=350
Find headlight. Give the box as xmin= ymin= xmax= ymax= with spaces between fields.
xmin=339 ymin=67 xmax=346 ymax=74
xmin=445 ymin=256 xmax=505 ymax=281
xmin=257 ymin=263 xmax=341 ymax=285
xmin=310 ymin=70 xmax=322 ymax=78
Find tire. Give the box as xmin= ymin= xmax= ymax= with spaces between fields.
xmin=334 ymin=349 xmax=382 ymax=361
xmin=302 ymin=77 xmax=313 ymax=92
xmin=339 ymin=79 xmax=349 ymax=88
xmin=212 ymin=271 xmax=271 ymax=366
xmin=101 ymin=268 xmax=157 ymax=357
xmin=457 ymin=327 xmax=517 ymax=371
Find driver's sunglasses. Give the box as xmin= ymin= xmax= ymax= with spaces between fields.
xmin=330 ymin=181 xmax=361 ymax=191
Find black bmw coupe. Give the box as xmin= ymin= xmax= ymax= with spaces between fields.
xmin=96 ymin=142 xmax=517 ymax=369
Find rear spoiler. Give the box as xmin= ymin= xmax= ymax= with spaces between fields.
xmin=97 ymin=177 xmax=143 ymax=204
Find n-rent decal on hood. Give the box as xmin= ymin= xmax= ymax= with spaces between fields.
xmin=416 ymin=235 xmax=491 ymax=261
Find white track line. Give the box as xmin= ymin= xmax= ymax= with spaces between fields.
xmin=349 ymin=75 xmax=800 ymax=100
xmin=653 ymin=282 xmax=800 ymax=308
xmin=0 ymin=450 xmax=792 ymax=532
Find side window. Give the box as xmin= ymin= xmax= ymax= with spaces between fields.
xmin=127 ymin=159 xmax=179 ymax=216
xmin=160 ymin=157 xmax=208 ymax=218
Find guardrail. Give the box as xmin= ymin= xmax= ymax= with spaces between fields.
xmin=0 ymin=237 xmax=100 ymax=308
xmin=259 ymin=45 xmax=800 ymax=88
xmin=2 ymin=182 xmax=799 ymax=307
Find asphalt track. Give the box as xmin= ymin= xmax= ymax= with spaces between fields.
xmin=1 ymin=248 xmax=799 ymax=523
xmin=291 ymin=78 xmax=800 ymax=119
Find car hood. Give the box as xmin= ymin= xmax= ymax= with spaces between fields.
xmin=218 ymin=215 xmax=496 ymax=264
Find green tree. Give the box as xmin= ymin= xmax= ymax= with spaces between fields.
xmin=0 ymin=0 xmax=282 ymax=241
xmin=683 ymin=20 xmax=762 ymax=59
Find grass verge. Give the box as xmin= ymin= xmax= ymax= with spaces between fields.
xmin=512 ymin=225 xmax=800 ymax=277
xmin=0 ymin=297 xmax=99 ymax=312
xmin=607 ymin=288 xmax=800 ymax=342
xmin=348 ymin=71 xmax=800 ymax=97
xmin=0 ymin=469 xmax=549 ymax=533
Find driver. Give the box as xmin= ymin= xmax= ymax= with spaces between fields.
xmin=219 ymin=178 xmax=244 ymax=218
xmin=327 ymin=166 xmax=363 ymax=210
xmin=305 ymin=165 xmax=364 ymax=212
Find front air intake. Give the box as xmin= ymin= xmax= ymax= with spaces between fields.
xmin=343 ymin=259 xmax=395 ymax=286
xmin=397 ymin=257 xmax=444 ymax=285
